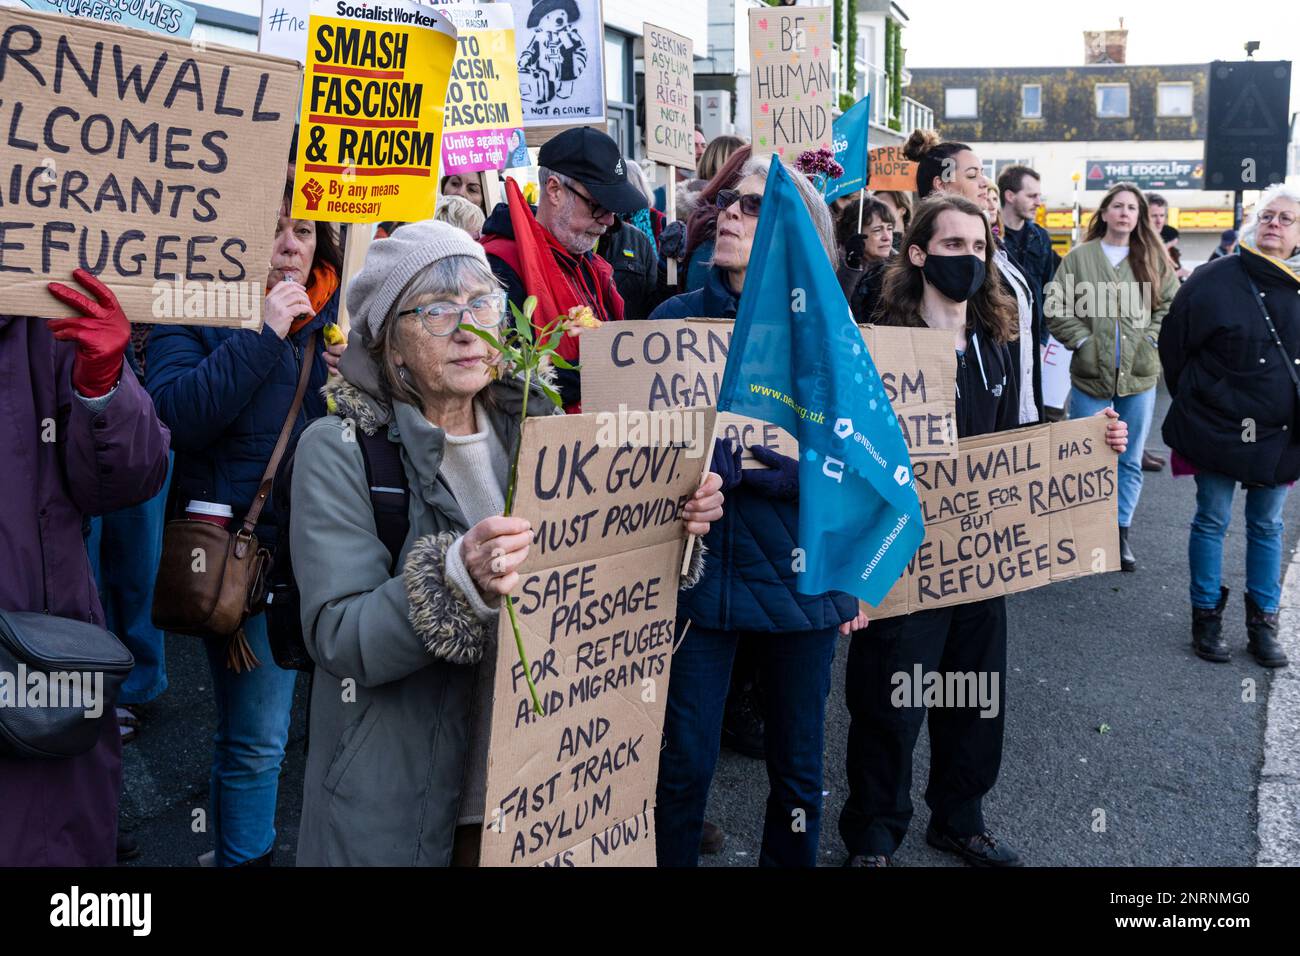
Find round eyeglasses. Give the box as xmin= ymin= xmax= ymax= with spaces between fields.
xmin=397 ymin=292 xmax=507 ymax=337
xmin=1257 ymin=210 xmax=1298 ymax=228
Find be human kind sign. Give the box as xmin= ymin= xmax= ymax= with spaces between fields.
xmin=748 ymin=5 xmax=833 ymax=158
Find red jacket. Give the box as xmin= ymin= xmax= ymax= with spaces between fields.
xmin=480 ymin=202 xmax=624 ymax=411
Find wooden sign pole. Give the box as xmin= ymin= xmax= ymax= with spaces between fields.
xmin=335 ymin=221 xmax=376 ymax=336
xmin=663 ymin=164 xmax=678 ymax=286
xmin=479 ymin=169 xmax=505 ymax=216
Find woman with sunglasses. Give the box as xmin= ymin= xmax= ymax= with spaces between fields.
xmin=289 ymin=221 xmax=724 ymax=865
xmin=649 ymin=157 xmax=868 ymax=867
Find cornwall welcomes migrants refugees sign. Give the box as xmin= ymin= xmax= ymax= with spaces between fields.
xmin=291 ymin=0 xmax=456 ymax=223
xmin=0 ymin=4 xmax=300 ymax=326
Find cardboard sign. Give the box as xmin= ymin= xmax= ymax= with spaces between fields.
xmin=867 ymin=417 xmax=1119 ymax=618
xmin=0 ymin=5 xmax=300 ymax=326
xmin=868 ymin=144 xmax=915 ymax=191
xmin=748 ymin=5 xmax=832 ymax=158
xmin=582 ymin=319 xmax=957 ymax=464
xmin=259 ymin=0 xmax=311 ymax=61
xmin=1040 ymin=334 xmax=1072 ymax=410
xmin=18 ymin=0 xmax=195 ymax=37
xmin=642 ymin=22 xmax=694 ymax=171
xmin=438 ymin=3 xmax=528 ymax=174
xmin=478 ymin=408 xmax=716 ymax=866
xmin=505 ymin=0 xmax=605 ymax=143
xmin=291 ymin=0 xmax=456 ymax=223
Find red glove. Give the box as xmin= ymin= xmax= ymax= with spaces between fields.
xmin=46 ymin=269 xmax=130 ymax=398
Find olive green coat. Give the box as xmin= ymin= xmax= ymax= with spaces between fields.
xmin=1045 ymin=239 xmax=1180 ymax=399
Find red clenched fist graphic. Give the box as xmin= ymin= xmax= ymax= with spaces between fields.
xmin=301 ymin=178 xmax=324 ymax=211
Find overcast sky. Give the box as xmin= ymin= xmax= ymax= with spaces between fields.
xmin=903 ymin=0 xmax=1300 ymax=109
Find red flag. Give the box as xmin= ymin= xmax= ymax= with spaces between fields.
xmin=504 ymin=176 xmax=578 ymax=340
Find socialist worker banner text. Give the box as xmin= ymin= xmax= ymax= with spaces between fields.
xmin=292 ymin=0 xmax=455 ymax=222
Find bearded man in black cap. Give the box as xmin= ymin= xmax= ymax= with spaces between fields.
xmin=480 ymin=125 xmax=647 ymax=407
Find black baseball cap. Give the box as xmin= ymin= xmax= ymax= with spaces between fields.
xmin=537 ymin=127 xmax=647 ymax=215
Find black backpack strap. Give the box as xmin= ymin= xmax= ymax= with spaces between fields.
xmin=356 ymin=429 xmax=411 ymax=572
xmin=1240 ymin=257 xmax=1300 ymax=406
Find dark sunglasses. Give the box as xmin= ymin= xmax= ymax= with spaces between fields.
xmin=716 ymin=189 xmax=762 ymax=217
xmin=561 ymin=180 xmax=613 ymax=220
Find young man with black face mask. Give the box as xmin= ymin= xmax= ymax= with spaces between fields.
xmin=838 ymin=193 xmax=1129 ymax=867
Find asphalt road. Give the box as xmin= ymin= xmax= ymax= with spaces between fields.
xmin=122 ymin=387 xmax=1299 ymax=867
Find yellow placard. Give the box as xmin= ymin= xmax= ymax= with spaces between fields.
xmin=291 ymin=0 xmax=456 ymax=223
xmin=438 ymin=3 xmax=528 ymax=174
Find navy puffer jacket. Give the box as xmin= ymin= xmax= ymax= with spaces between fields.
xmin=649 ymin=267 xmax=857 ymax=632
xmin=146 ymin=293 xmax=336 ymax=551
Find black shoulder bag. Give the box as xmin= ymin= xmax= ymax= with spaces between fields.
xmin=0 ymin=609 xmax=133 ymax=758
xmin=1241 ymin=260 xmax=1300 ymax=407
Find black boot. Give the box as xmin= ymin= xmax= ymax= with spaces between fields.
xmin=1245 ymin=593 xmax=1289 ymax=668
xmin=1192 ymin=587 xmax=1231 ymax=663
xmin=1118 ymin=525 xmax=1136 ymax=572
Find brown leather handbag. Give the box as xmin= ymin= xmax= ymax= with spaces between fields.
xmin=152 ymin=333 xmax=316 ymax=670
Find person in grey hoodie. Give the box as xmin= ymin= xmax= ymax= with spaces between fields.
xmin=289 ymin=220 xmax=724 ymax=866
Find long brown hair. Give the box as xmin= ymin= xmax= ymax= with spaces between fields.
xmin=1084 ymin=182 xmax=1172 ymax=311
xmin=876 ymin=194 xmax=1018 ymax=344
xmin=696 ymin=135 xmax=745 ymax=181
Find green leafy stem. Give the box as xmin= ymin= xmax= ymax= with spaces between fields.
xmin=460 ymin=296 xmax=581 ymax=716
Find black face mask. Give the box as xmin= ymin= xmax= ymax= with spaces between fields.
xmin=922 ymin=253 xmax=985 ymax=303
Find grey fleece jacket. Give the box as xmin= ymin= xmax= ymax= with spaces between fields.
xmin=291 ymin=342 xmax=706 ymax=866
xmin=290 ymin=348 xmax=550 ymax=866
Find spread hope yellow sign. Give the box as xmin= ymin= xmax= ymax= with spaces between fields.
xmin=291 ymin=0 xmax=456 ymax=222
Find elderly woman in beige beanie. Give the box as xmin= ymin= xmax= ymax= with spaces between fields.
xmin=289 ymin=219 xmax=723 ymax=866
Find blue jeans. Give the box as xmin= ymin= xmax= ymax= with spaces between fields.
xmin=203 ymin=613 xmax=298 ymax=866
xmin=1069 ymin=387 xmax=1155 ymax=527
xmin=1190 ymin=472 xmax=1289 ymax=613
xmin=656 ymin=622 xmax=838 ymax=867
xmin=86 ymin=453 xmax=172 ymax=705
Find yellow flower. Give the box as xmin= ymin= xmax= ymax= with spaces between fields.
xmin=323 ymin=322 xmax=346 ymax=346
xmin=563 ymin=305 xmax=601 ymax=336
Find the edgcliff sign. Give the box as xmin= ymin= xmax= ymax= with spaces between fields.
xmin=1085 ymin=159 xmax=1205 ymax=190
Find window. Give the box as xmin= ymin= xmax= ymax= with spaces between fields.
xmin=1095 ymin=83 xmax=1130 ymax=117
xmin=604 ymin=30 xmax=634 ymax=158
xmin=1022 ymin=84 xmax=1042 ymax=118
xmin=859 ymin=25 xmax=875 ymax=67
xmin=1157 ymin=82 xmax=1194 ymax=117
xmin=945 ymin=87 xmax=977 ymax=119
xmin=982 ymin=159 xmax=1034 ymax=182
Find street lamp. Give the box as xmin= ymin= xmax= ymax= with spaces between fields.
xmin=1071 ymin=171 xmax=1082 ymax=244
